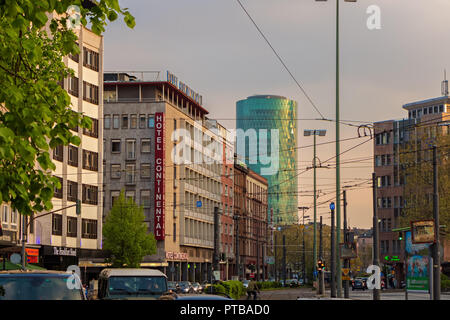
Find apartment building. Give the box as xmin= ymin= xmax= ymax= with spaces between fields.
xmin=103 ymin=71 xmax=224 ymax=282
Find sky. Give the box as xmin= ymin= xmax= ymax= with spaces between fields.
xmin=103 ymin=0 xmax=450 ymax=229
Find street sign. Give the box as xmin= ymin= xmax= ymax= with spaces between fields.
xmin=330 ymin=202 xmax=335 ymax=211
xmin=340 ymin=242 xmax=357 ymax=259
xmin=265 ymin=256 xmax=275 ymax=265
xmin=342 ymin=268 xmax=350 ymax=280
xmin=213 ymin=271 xmax=220 ymax=280
xmin=250 ymin=273 xmax=255 ymax=279
xmin=196 ymin=201 xmax=202 ymax=208
xmin=411 ymin=220 xmax=435 ymax=244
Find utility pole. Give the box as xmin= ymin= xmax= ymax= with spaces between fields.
xmin=274 ymin=233 xmax=278 ymax=282
xmin=343 ymin=190 xmax=349 ymax=298
xmin=330 ymin=202 xmax=336 ymax=298
xmin=21 ymin=214 xmax=27 ymax=270
xmin=372 ymin=173 xmax=381 ymax=300
xmin=283 ymin=234 xmax=287 ymax=287
xmin=256 ymin=219 xmax=260 ymax=282
xmin=432 ymin=145 xmax=441 ymax=300
xmin=213 ymin=206 xmax=220 ymax=280
xmin=234 ymin=214 xmax=240 ymax=280
xmin=319 ymin=216 xmax=325 ymax=295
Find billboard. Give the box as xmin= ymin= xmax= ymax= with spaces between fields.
xmin=411 ymin=220 xmax=435 ymax=244
xmin=405 ymin=231 xmax=431 ymax=293
xmin=154 ymin=112 xmax=165 ymax=240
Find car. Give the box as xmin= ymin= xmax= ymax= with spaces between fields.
xmin=96 ymin=268 xmax=168 ymax=300
xmin=178 ymin=281 xmax=194 ymax=294
xmin=352 ymin=279 xmax=366 ymax=291
xmin=172 ymin=293 xmax=233 ymax=300
xmin=167 ymin=281 xmax=180 ymax=294
xmin=287 ymin=279 xmax=300 ymax=287
xmin=0 ymin=270 xmax=86 ymax=300
xmin=191 ymin=282 xmax=202 ymax=294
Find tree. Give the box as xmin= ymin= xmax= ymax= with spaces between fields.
xmin=0 ymin=1 xmax=135 ymax=216
xmin=103 ymin=190 xmax=156 ymax=268
xmin=399 ymin=125 xmax=450 ymax=239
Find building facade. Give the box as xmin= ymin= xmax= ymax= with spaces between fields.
xmin=236 ymin=95 xmax=298 ymax=226
xmin=103 ymin=71 xmax=224 ymax=282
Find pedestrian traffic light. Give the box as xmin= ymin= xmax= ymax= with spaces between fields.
xmin=398 ymin=232 xmax=403 ymax=241
xmin=76 ymin=199 xmax=81 ymax=215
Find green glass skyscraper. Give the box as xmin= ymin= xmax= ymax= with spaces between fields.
xmin=236 ymin=95 xmax=298 ymax=225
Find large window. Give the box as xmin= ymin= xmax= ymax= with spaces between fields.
xmin=67 ymin=217 xmax=77 ymax=237
xmin=82 ymin=219 xmax=97 ymax=239
xmin=83 ymin=47 xmax=99 ymax=71
xmin=52 ymin=214 xmax=62 ymax=236
xmin=83 ymin=81 xmax=99 ymax=105
xmin=67 ymin=180 xmax=78 ymax=202
xmin=83 ymin=150 xmax=98 ymax=171
xmin=125 ymin=164 xmax=136 ymax=184
xmin=54 ymin=176 xmax=63 ymax=199
xmin=68 ymin=145 xmax=78 ymax=167
xmin=141 ymin=139 xmax=151 ymax=153
xmin=83 ymin=118 xmax=98 ymax=138
xmin=68 ymin=76 xmax=79 ymax=97
xmin=53 ymin=144 xmax=63 ymax=162
xmin=2 ymin=206 xmax=9 ymax=226
xmin=82 ymin=184 xmax=98 ymax=205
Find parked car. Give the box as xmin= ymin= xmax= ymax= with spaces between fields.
xmin=192 ymin=282 xmax=202 ymax=293
xmin=288 ymin=279 xmax=300 ymax=287
xmin=96 ymin=268 xmax=168 ymax=300
xmin=167 ymin=281 xmax=180 ymax=294
xmin=178 ymin=281 xmax=194 ymax=294
xmin=0 ymin=270 xmax=86 ymax=300
xmin=352 ymin=279 xmax=366 ymax=291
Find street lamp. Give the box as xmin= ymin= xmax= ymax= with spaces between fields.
xmin=315 ymin=0 xmax=358 ymax=298
xmin=304 ymin=129 xmax=326 ymax=282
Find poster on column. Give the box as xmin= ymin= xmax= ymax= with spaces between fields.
xmin=405 ymin=231 xmax=431 ymax=292
xmin=154 ymin=112 xmax=165 ymax=240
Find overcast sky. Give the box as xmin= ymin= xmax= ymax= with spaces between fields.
xmin=103 ymin=0 xmax=450 ymax=229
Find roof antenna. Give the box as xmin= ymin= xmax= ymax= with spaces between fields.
xmin=442 ymin=69 xmax=449 ymax=96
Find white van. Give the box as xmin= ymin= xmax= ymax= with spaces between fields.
xmin=97 ymin=268 xmax=168 ymax=300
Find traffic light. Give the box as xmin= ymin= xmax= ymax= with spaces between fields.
xmin=398 ymin=232 xmax=403 ymax=241
xmin=76 ymin=199 xmax=81 ymax=215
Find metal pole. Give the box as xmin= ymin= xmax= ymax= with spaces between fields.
xmin=404 ymin=232 xmax=408 ymax=300
xmin=331 ymin=207 xmax=336 ymax=298
xmin=319 ymin=216 xmax=324 ymax=295
xmin=313 ymin=132 xmax=317 ymax=282
xmin=372 ymin=172 xmax=380 ymax=300
xmin=283 ymin=234 xmax=286 ymax=287
xmin=235 ymin=214 xmax=240 ymax=280
xmin=343 ymin=190 xmax=349 ymax=298
xmin=335 ymin=0 xmax=342 ymax=298
xmin=21 ymin=214 xmax=27 ymax=270
xmin=213 ymin=207 xmax=220 ymax=279
xmin=303 ymin=214 xmax=306 ymax=284
xmin=274 ymin=233 xmax=278 ymax=282
xmin=432 ymin=145 xmax=441 ymax=300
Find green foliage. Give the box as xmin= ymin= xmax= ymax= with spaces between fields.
xmin=0 ymin=0 xmax=134 ymax=215
xmin=103 ymin=190 xmax=156 ymax=268
xmin=211 ymin=280 xmax=245 ymax=299
xmin=257 ymin=281 xmax=282 ymax=290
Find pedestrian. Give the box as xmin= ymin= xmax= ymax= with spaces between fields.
xmin=246 ymin=279 xmax=260 ymax=300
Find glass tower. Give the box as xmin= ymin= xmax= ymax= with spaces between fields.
xmin=236 ymin=95 xmax=298 ymax=225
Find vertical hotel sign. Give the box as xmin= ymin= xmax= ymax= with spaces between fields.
xmin=154 ymin=112 xmax=165 ymax=240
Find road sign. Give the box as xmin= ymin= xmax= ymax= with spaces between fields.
xmin=250 ymin=273 xmax=255 ymax=278
xmin=342 ymin=268 xmax=350 ymax=280
xmin=196 ymin=201 xmax=202 ymax=208
xmin=330 ymin=202 xmax=335 ymax=211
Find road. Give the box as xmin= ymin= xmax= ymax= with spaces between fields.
xmin=243 ymin=287 xmax=450 ymax=300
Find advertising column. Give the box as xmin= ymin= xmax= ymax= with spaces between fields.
xmin=154 ymin=112 xmax=165 ymax=240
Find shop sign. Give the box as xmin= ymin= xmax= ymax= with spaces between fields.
xmin=165 ymin=252 xmax=188 ymax=260
xmin=154 ymin=112 xmax=165 ymax=240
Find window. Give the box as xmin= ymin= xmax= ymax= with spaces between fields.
xmin=113 ymin=115 xmax=119 ymax=129
xmin=54 ymin=176 xmax=63 ymax=199
xmin=68 ymin=145 xmax=78 ymax=167
xmin=439 ymin=105 xmax=444 ymax=113
xmin=53 ymin=144 xmax=63 ymax=162
xmin=125 ymin=164 xmax=136 ymax=184
xmin=424 ymin=107 xmax=428 ymax=115
xmin=148 ymin=116 xmax=154 ymax=128
xmin=139 ymin=115 xmax=146 ymax=128
xmin=429 ymin=106 xmax=433 ymax=114
xmin=141 ymin=139 xmax=151 ymax=153
xmin=67 ymin=180 xmax=78 ymax=202
xmin=104 ymin=115 xmax=111 ymax=129
xmin=141 ymin=164 xmax=151 ymax=178
xmin=52 ymin=214 xmax=62 ymax=236
xmin=141 ymin=190 xmax=151 ymax=208
xmin=2 ymin=206 xmax=9 ymax=225
xmin=67 ymin=217 xmax=77 ymax=237
xmin=83 ymin=118 xmax=98 ymax=138
xmin=111 ymin=191 xmax=120 ymax=207
xmin=111 ymin=140 xmax=121 ymax=153
xmin=122 ymin=114 xmax=128 ymax=129
xmin=125 ymin=191 xmax=135 ymax=202
xmin=82 ymin=219 xmax=97 ymax=239
xmin=9 ymin=210 xmax=17 ymax=229
xmin=83 ymin=47 xmax=99 ymax=71
xmin=83 ymin=150 xmax=98 ymax=171
xmin=83 ymin=81 xmax=99 ymax=105
xmin=434 ymin=106 xmax=438 ymax=113
xmin=68 ymin=76 xmax=79 ymax=97
xmin=111 ymin=164 xmax=121 ymax=179
xmin=130 ymin=114 xmax=137 ymax=129
xmin=82 ymin=184 xmax=98 ymax=205
xmin=126 ymin=139 xmax=136 ymax=160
